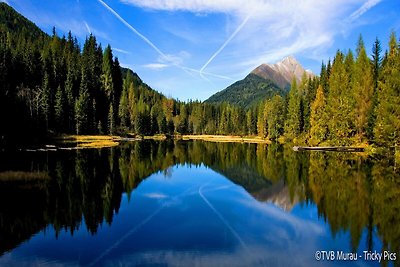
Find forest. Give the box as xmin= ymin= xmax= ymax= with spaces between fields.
xmin=0 ymin=2 xmax=399 ymax=151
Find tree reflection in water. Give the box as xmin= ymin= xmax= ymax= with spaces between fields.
xmin=0 ymin=140 xmax=399 ymax=263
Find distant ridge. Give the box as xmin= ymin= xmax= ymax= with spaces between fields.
xmin=0 ymin=2 xmax=46 ymax=39
xmin=206 ymin=56 xmax=313 ymax=109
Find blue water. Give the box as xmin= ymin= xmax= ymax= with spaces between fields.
xmin=0 ymin=163 xmax=388 ymax=267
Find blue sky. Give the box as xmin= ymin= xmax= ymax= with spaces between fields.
xmin=3 ymin=0 xmax=400 ymax=101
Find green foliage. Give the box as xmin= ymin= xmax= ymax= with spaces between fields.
xmin=309 ymin=86 xmax=327 ymax=145
xmin=0 ymin=2 xmax=45 ymax=39
xmin=54 ymin=85 xmax=66 ymax=130
xmin=75 ymin=89 xmax=90 ymax=135
xmin=326 ymin=50 xmax=355 ymax=145
xmin=264 ymin=95 xmax=285 ymax=140
xmin=285 ymin=79 xmax=302 ymax=139
xmin=1 ymin=2 xmax=400 ymax=151
xmin=374 ymin=32 xmax=400 ymax=147
xmin=206 ymin=73 xmax=286 ymax=109
xmin=354 ymin=36 xmax=374 ymax=141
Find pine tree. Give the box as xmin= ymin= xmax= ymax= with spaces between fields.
xmin=75 ymin=70 xmax=90 ymax=134
xmin=257 ymin=102 xmax=266 ymax=137
xmin=64 ymin=68 xmax=75 ymax=132
xmin=150 ymin=106 xmax=159 ymax=134
xmin=326 ymin=50 xmax=355 ymax=144
xmin=285 ymin=79 xmax=302 ymax=139
xmin=102 ymin=45 xmax=114 ymax=99
xmin=265 ymin=95 xmax=285 ymax=140
xmin=100 ymin=45 xmax=114 ymax=133
xmin=309 ymin=85 xmax=328 ymax=145
xmin=118 ymin=86 xmax=129 ymax=129
xmin=108 ymin=103 xmax=114 ymax=134
xmin=372 ymin=37 xmax=382 ymax=91
xmin=354 ymin=36 xmax=374 ymax=141
xmin=41 ymin=71 xmax=51 ymax=131
xmin=54 ymin=85 xmax=66 ymax=131
xmin=303 ymin=76 xmax=318 ymax=133
xmin=112 ymin=57 xmax=123 ymax=127
xmin=369 ymin=37 xmax=382 ymax=139
xmin=167 ymin=119 xmax=175 ymax=135
xmin=374 ymin=32 xmax=400 ymax=147
xmin=246 ymin=109 xmax=257 ymax=135
xmin=158 ymin=113 xmax=167 ymax=134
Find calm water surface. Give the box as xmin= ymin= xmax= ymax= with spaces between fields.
xmin=0 ymin=141 xmax=399 ymax=266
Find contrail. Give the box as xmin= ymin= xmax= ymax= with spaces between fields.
xmin=97 ymin=0 xmax=167 ymax=59
xmin=87 ymin=182 xmax=208 ymax=267
xmin=348 ymin=0 xmax=382 ymax=22
xmin=198 ymin=184 xmax=249 ymax=252
xmin=84 ymin=21 xmax=91 ymax=34
xmin=97 ymin=0 xmax=196 ymax=78
xmin=97 ymin=0 xmax=231 ymax=80
xmin=200 ymin=14 xmax=251 ymax=75
xmin=181 ymin=66 xmax=232 ymax=80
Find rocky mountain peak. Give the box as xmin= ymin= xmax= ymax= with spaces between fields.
xmin=251 ymin=56 xmax=313 ymax=88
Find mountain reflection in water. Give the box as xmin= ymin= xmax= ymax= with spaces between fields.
xmin=0 ymin=140 xmax=399 ymax=266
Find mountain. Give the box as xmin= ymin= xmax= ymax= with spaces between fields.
xmin=205 ymin=73 xmax=285 ymax=109
xmin=0 ymin=2 xmax=46 ymax=39
xmin=252 ymin=56 xmax=313 ymax=88
xmin=206 ymin=56 xmax=313 ymax=109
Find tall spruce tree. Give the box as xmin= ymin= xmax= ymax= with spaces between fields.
xmin=374 ymin=32 xmax=400 ymax=147
xmin=285 ymin=78 xmax=302 ymax=139
xmin=54 ymin=85 xmax=66 ymax=131
xmin=326 ymin=50 xmax=355 ymax=144
xmin=372 ymin=37 xmax=382 ymax=91
xmin=101 ymin=45 xmax=114 ymax=133
xmin=75 ymin=70 xmax=90 ymax=134
xmin=265 ymin=95 xmax=285 ymax=140
xmin=354 ymin=36 xmax=374 ymax=141
xmin=112 ymin=57 xmax=123 ymax=127
xmin=309 ymin=85 xmax=328 ymax=145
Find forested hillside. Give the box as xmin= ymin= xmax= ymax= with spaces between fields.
xmin=1 ymin=2 xmax=399 ymax=153
xmin=205 ymin=73 xmax=286 ymax=109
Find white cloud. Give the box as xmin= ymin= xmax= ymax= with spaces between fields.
xmin=120 ymin=0 xmax=259 ymax=16
xmin=121 ymin=0 xmax=382 ymax=72
xmin=160 ymin=51 xmax=191 ymax=66
xmin=143 ymin=63 xmax=169 ymax=70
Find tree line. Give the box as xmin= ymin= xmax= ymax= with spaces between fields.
xmin=1 ymin=8 xmax=399 ymax=149
xmin=256 ymin=33 xmax=400 ymax=150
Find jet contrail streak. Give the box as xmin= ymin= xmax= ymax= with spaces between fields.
xmin=198 ymin=184 xmax=249 ymax=252
xmin=87 ymin=182 xmax=207 ymax=267
xmin=84 ymin=21 xmax=91 ymax=34
xmin=98 ymin=0 xmax=166 ymax=59
xmin=98 ymin=0 xmax=195 ymax=78
xmin=200 ymin=14 xmax=251 ymax=75
xmin=97 ymin=0 xmax=231 ymax=80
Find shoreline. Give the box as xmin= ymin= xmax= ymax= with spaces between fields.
xmin=11 ymin=134 xmax=377 ymax=155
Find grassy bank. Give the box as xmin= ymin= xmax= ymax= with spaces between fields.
xmin=56 ymin=135 xmax=121 ymax=148
xmin=0 ymin=171 xmax=50 ymax=182
xmin=177 ymin=135 xmax=271 ymax=144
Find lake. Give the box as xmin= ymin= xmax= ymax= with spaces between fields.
xmin=0 ymin=140 xmax=399 ymax=267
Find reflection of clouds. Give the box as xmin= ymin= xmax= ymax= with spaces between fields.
xmin=102 ymin=245 xmax=324 ymax=267
xmin=0 ymin=252 xmax=79 ymax=267
xmin=240 ymin=199 xmax=324 ymax=235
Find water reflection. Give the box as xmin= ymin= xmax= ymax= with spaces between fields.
xmin=0 ymin=140 xmax=399 ymax=266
